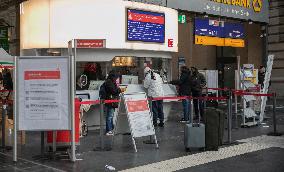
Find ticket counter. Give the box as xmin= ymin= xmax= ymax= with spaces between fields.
xmin=76 ymin=83 xmax=178 ymax=130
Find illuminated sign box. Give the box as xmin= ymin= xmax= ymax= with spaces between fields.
xmin=195 ymin=35 xmax=225 ymax=46
xmin=127 ymin=9 xmax=165 ymax=43
xmin=195 ymin=18 xmax=245 ymax=47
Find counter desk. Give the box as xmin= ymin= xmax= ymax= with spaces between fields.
xmin=76 ymin=84 xmax=179 ymax=131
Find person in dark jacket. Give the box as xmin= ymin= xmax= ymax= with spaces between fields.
xmin=104 ymin=71 xmax=121 ymax=136
xmin=190 ymin=67 xmax=206 ymax=121
xmin=170 ymin=66 xmax=192 ymax=123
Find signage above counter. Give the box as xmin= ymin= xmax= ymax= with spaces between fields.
xmin=167 ymin=0 xmax=269 ymax=23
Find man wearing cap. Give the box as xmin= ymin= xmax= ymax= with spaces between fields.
xmin=144 ymin=67 xmax=165 ymax=127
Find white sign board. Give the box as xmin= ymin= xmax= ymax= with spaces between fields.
xmin=17 ymin=56 xmax=70 ymax=131
xmin=123 ymin=93 xmax=155 ymax=138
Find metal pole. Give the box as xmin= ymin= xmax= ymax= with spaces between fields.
xmin=267 ymin=92 xmax=282 ymax=136
xmin=227 ymin=92 xmax=232 ymax=144
xmin=70 ymin=43 xmax=76 ymax=162
xmin=52 ymin=131 xmax=56 ymax=152
xmin=13 ymin=56 xmax=18 ymax=162
xmin=41 ymin=131 xmax=45 ymax=155
xmin=273 ymin=92 xmax=277 ymax=134
xmin=100 ymin=100 xmax=105 ymax=150
xmin=1 ymin=104 xmax=6 ymax=148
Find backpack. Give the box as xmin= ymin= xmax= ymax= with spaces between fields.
xmin=99 ymin=82 xmax=107 ymax=100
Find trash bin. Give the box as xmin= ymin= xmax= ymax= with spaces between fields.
xmin=47 ymin=98 xmax=80 ymax=145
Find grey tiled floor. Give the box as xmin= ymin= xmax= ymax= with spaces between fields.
xmin=0 ymin=101 xmax=283 ymax=172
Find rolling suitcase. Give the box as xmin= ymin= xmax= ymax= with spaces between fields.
xmin=204 ymin=107 xmax=225 ymax=151
xmin=184 ymin=100 xmax=205 ymax=151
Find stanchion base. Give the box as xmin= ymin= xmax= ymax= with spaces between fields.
xmin=267 ymin=132 xmax=283 ymax=136
xmin=222 ymin=141 xmax=239 ymax=146
xmin=93 ymin=147 xmax=112 ymax=151
xmin=143 ymin=140 xmax=156 ymax=144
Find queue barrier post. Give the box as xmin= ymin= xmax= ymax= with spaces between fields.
xmin=268 ymin=92 xmax=282 ymax=136
xmin=100 ymin=99 xmax=105 ymax=150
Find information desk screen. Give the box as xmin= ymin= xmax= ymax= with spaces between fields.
xmin=127 ymin=9 xmax=165 ymax=43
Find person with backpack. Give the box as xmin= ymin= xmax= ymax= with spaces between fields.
xmin=170 ymin=66 xmax=192 ymax=123
xmin=144 ymin=67 xmax=165 ymax=127
xmin=190 ymin=67 xmax=206 ymax=121
xmin=100 ymin=71 xmax=121 ymax=136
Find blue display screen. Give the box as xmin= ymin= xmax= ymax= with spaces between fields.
xmin=195 ymin=18 xmax=244 ymax=39
xmin=127 ymin=9 xmax=165 ymax=43
xmin=195 ymin=18 xmax=224 ymax=37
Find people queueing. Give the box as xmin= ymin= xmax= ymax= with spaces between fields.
xmin=190 ymin=67 xmax=206 ymax=121
xmin=170 ymin=66 xmax=192 ymax=123
xmin=144 ymin=67 xmax=165 ymax=127
xmin=101 ymin=71 xmax=121 ymax=136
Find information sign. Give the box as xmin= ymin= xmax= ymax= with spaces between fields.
xmin=123 ymin=93 xmax=155 ymax=138
xmin=127 ymin=9 xmax=165 ymax=43
xmin=17 ymin=57 xmax=71 ymax=131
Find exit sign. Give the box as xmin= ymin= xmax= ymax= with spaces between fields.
xmin=178 ymin=14 xmax=186 ymax=24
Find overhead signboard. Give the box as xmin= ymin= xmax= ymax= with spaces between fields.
xmin=167 ymin=0 xmax=269 ymax=23
xmin=195 ymin=18 xmax=245 ymax=47
xmin=17 ymin=56 xmax=71 ymax=131
xmin=195 ymin=18 xmax=225 ymax=37
xmin=76 ymin=39 xmax=106 ymax=48
xmin=195 ymin=35 xmax=225 ymax=46
xmin=127 ymin=9 xmax=165 ymax=43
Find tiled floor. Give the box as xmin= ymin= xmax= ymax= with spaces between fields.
xmin=0 ymin=101 xmax=283 ymax=172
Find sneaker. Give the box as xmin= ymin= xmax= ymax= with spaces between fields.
xmin=153 ymin=123 xmax=158 ymax=127
xmin=106 ymin=131 xmax=114 ymax=136
xmin=158 ymin=123 xmax=164 ymax=127
xmin=179 ymin=118 xmax=189 ymax=123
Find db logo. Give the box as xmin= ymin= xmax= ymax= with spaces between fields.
xmin=253 ymin=0 xmax=262 ymax=12
xmin=168 ymin=39 xmax=174 ymax=47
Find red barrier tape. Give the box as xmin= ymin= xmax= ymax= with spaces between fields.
xmin=234 ymin=91 xmax=273 ymax=97
xmin=151 ymin=96 xmax=188 ymax=101
xmin=192 ymin=96 xmax=228 ymax=101
xmin=75 ymin=96 xmax=228 ymax=105
xmin=76 ymin=100 xmax=100 ymax=105
xmin=104 ymin=99 xmax=120 ymax=104
xmin=205 ymin=87 xmax=230 ymax=91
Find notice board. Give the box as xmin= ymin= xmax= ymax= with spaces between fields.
xmin=16 ymin=56 xmax=71 ymax=131
xmin=123 ymin=92 xmax=155 ymax=138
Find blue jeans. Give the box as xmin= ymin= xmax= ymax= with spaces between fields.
xmin=105 ymin=106 xmax=114 ymax=133
xmin=152 ymin=100 xmax=164 ymax=124
xmin=182 ymin=99 xmax=191 ymax=122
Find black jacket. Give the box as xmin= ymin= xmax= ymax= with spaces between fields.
xmin=170 ymin=70 xmax=191 ymax=96
xmin=105 ymin=79 xmax=121 ymax=100
xmin=191 ymin=72 xmax=206 ymax=93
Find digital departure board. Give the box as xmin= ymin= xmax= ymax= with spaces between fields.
xmin=194 ymin=18 xmax=245 ymax=47
xmin=127 ymin=9 xmax=165 ymax=43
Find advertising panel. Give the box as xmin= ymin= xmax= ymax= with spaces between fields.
xmin=127 ymin=9 xmax=165 ymax=43
xmin=17 ymin=57 xmax=70 ymax=131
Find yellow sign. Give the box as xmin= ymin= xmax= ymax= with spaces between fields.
xmin=224 ymin=38 xmax=245 ymax=47
xmin=210 ymin=0 xmax=263 ymax=13
xmin=195 ymin=36 xmax=225 ymax=46
xmin=195 ymin=36 xmax=245 ymax=47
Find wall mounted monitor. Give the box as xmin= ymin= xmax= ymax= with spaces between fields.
xmin=127 ymin=9 xmax=165 ymax=43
